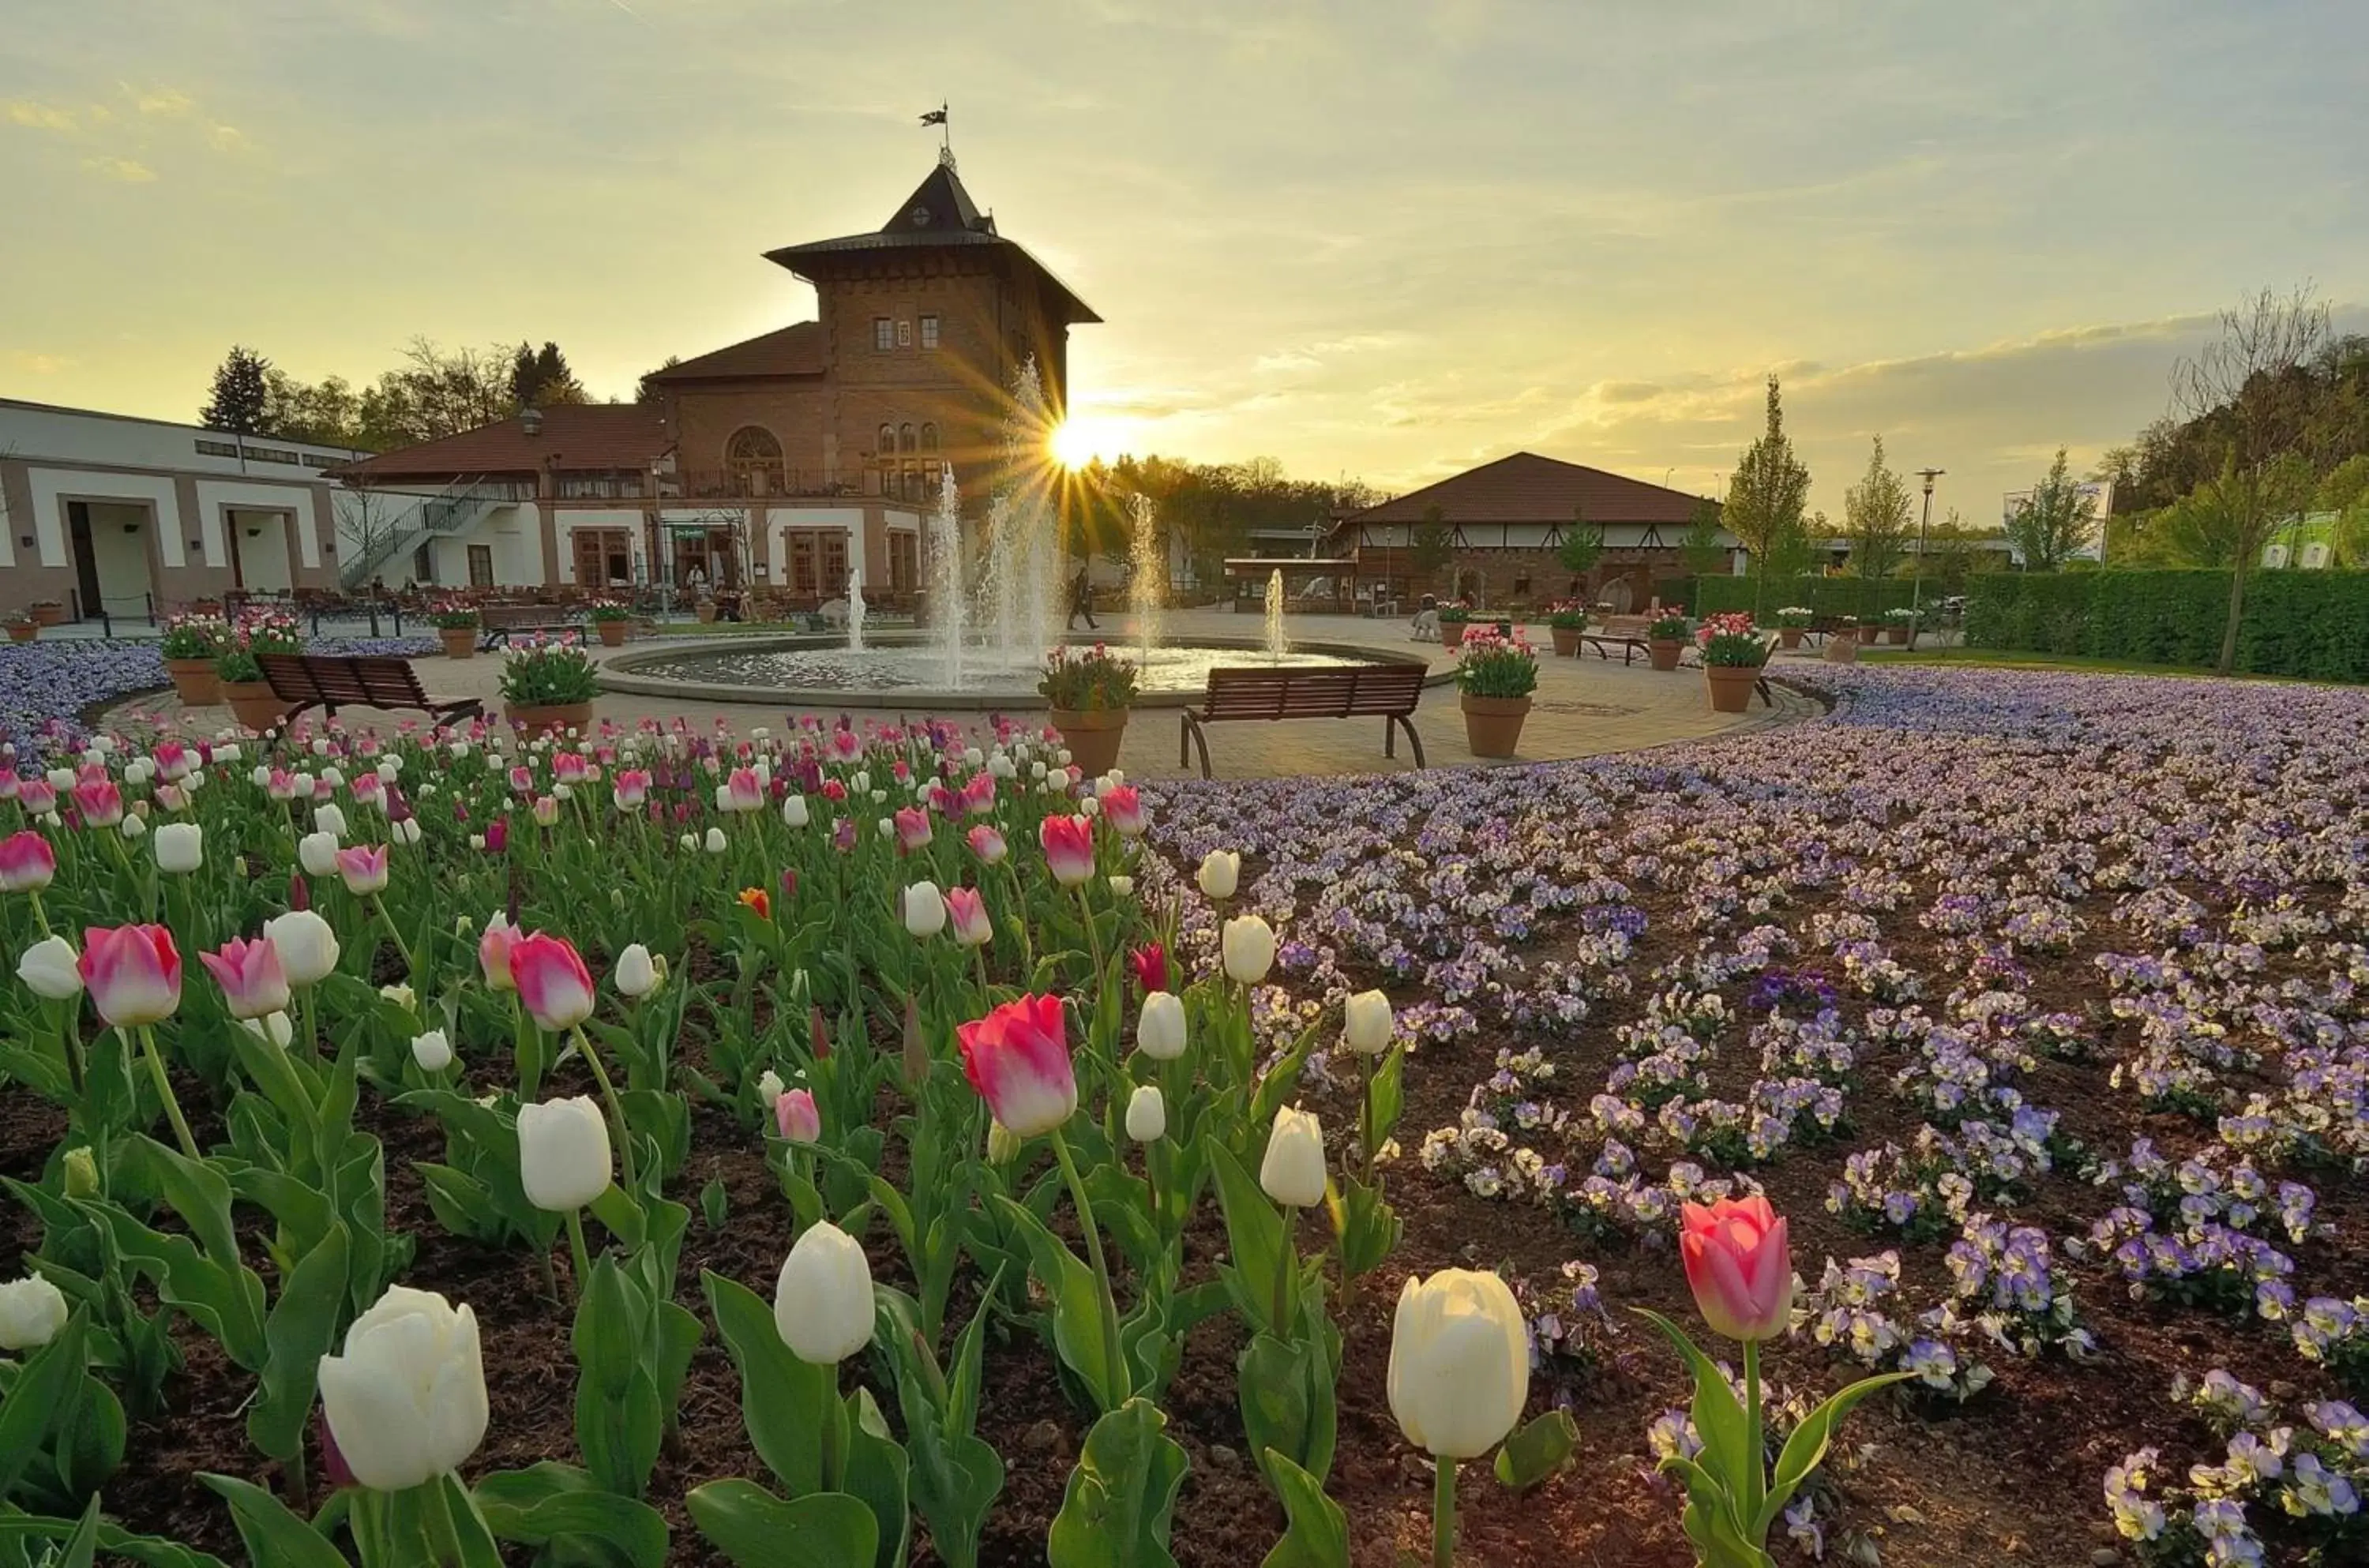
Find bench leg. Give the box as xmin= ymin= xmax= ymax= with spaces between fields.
xmin=1383 ymin=715 xmax=1395 ymax=758
xmin=1395 ymin=714 xmax=1426 ymax=769
xmin=1180 ymin=714 xmax=1214 ymax=779
xmin=1755 ymin=677 xmax=1772 ymax=707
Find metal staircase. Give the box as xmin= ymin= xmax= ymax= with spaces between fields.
xmin=340 ymin=479 xmax=506 ymax=587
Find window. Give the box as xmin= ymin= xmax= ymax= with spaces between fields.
xmin=724 ymin=426 xmax=786 ymax=497
xmin=899 ymin=423 xmax=916 ymax=454
xmin=467 ymin=544 xmax=494 ymax=587
xmin=873 ymin=317 xmax=894 ymax=352
xmin=877 ymin=423 xmax=895 ymax=456
xmin=896 ymin=319 xmax=912 ymax=348
xmin=194 ymin=439 xmax=242 ymax=458
xmin=920 ymin=314 xmax=940 ymax=350
xmin=919 ymin=422 xmax=937 ymax=453
xmin=888 ymin=531 xmax=919 ymax=594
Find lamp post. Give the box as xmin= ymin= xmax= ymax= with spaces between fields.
xmin=1913 ymin=467 xmax=1944 ymax=648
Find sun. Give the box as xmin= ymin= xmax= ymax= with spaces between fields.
xmin=1048 ymin=416 xmax=1107 ymax=471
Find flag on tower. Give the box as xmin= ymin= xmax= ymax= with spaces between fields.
xmin=919 ymin=106 xmax=948 ymax=126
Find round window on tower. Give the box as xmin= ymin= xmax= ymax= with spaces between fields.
xmin=910 ymin=204 xmax=932 ymax=227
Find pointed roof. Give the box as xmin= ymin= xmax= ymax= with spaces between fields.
xmin=644 ymin=322 xmax=826 ymax=384
xmin=764 ymin=158 xmax=1100 ymax=325
xmin=1347 ymin=452 xmax=1710 ymax=527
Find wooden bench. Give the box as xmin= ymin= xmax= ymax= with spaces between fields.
xmin=1578 ymin=612 xmax=1658 ymax=664
xmin=259 ymin=654 xmax=485 ymax=726
xmin=478 ymin=603 xmax=581 ymax=649
xmin=1179 ymin=664 xmax=1428 ymax=778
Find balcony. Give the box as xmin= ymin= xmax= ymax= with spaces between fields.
xmin=661 ymin=469 xmax=864 ymax=502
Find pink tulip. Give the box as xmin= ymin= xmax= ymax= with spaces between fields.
xmin=967 ymin=824 xmax=1007 ymax=865
xmin=351 ymin=772 xmax=385 ymax=805
xmin=893 ymin=806 xmax=933 ymax=853
xmin=613 ymin=770 xmax=651 ymax=808
xmin=511 ymin=932 xmax=596 ymax=1031
xmin=152 ymin=741 xmax=194 ymax=782
xmin=1038 ymin=815 xmax=1094 ymax=888
xmin=1101 ymin=785 xmax=1148 ymax=838
xmin=552 ymin=752 xmax=588 ymax=786
xmin=830 ymin=729 xmax=861 ymax=760
xmin=775 ymin=1087 xmax=821 ymax=1143
xmin=959 ymin=772 xmax=996 ymax=816
xmin=509 ymin=766 xmax=535 ymax=794
xmin=721 ymin=768 xmax=764 ymax=813
xmin=946 ymin=886 xmax=993 ymax=947
xmin=335 ymin=844 xmax=389 ymax=895
xmin=17 ymin=780 xmax=56 ymax=816
xmin=479 ymin=916 xmax=522 ymax=990
xmin=78 ymin=924 xmax=182 ymax=1028
xmin=199 ymin=935 xmax=291 ymax=1021
xmin=486 ymin=819 xmax=509 ymax=853
xmin=265 ymin=769 xmax=298 ymax=802
xmin=0 ymin=830 xmax=56 ymax=893
xmin=1679 ymin=1195 xmax=1794 ymax=1342
xmin=955 ymin=993 xmax=1076 ymax=1138
xmin=832 ymin=818 xmax=857 ymax=853
xmin=0 ymin=773 xmax=17 ymax=801
xmin=73 ymin=779 xmax=123 ymax=827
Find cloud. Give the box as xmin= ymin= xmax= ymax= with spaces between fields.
xmin=206 ymin=124 xmax=249 ymax=152
xmin=10 ymin=351 xmax=75 ymax=374
xmin=130 ymin=87 xmax=195 ymax=117
xmin=3 ymin=100 xmax=77 ymax=133
xmin=81 ymin=156 xmax=157 ymax=183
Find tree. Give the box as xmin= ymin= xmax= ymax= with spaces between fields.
xmin=1408 ymin=505 xmax=1455 ymax=590
xmin=1921 ymin=508 xmax=1989 ymax=595
xmin=2172 ymin=284 xmax=2339 ymax=672
xmin=200 ymin=346 xmax=273 ymax=435
xmin=1678 ymin=499 xmax=1728 ymax=578
xmin=636 ymin=357 xmax=681 ymax=403
xmin=357 ymin=339 xmax=518 ymax=448
xmin=509 ymin=341 xmax=584 ymax=407
xmin=2004 ymin=448 xmax=2100 ymax=572
xmin=1721 ymin=375 xmax=1811 ymax=615
xmin=1556 ymin=503 xmax=1604 ymax=588
xmin=1842 ymin=434 xmax=1913 ymax=581
xmin=1766 ymin=513 xmax=1823 ymax=580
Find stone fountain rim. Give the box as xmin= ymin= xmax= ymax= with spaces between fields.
xmin=597 ymin=632 xmax=1447 ymax=711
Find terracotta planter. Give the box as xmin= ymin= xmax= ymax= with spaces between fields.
xmin=1703 ymin=662 xmax=1763 ymax=714
xmin=5 ymin=622 xmax=36 ymax=643
xmin=1824 ymin=634 xmax=1860 ymax=666
xmin=1887 ymin=624 xmax=1910 ymax=645
xmin=163 ymin=657 xmax=222 ymax=707
xmin=695 ymin=604 xmax=719 ymax=625
xmin=220 ymin=679 xmax=291 ymax=732
xmin=1647 ymin=637 xmax=1684 ymax=673
xmin=1550 ymin=625 xmax=1582 ymax=657
xmin=1440 ymin=621 xmax=1466 ymax=648
xmin=438 ymin=627 xmax=478 ymax=659
xmin=595 ymin=620 xmax=629 ymax=647
xmin=28 ymin=603 xmax=66 ymax=628
xmin=1049 ymin=707 xmax=1130 ymax=778
xmin=1460 ymin=693 xmax=1531 ymax=759
xmin=1778 ymin=628 xmax=1803 ymax=651
xmin=505 ymin=700 xmax=595 ymax=739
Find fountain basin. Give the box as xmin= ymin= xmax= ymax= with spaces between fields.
xmin=600 ymin=633 xmax=1442 ymax=711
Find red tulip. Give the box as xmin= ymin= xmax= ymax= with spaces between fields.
xmin=1101 ymin=785 xmax=1147 ymax=838
xmin=1038 ymin=815 xmax=1094 ymax=888
xmin=510 ymin=932 xmax=596 ymax=1032
xmin=738 ymin=887 xmax=772 ymax=921
xmin=1129 ymin=941 xmax=1168 ymax=996
xmin=1679 ymin=1196 xmax=1794 ymax=1342
xmin=0 ymin=830 xmax=56 ymax=893
xmin=955 ymin=993 xmax=1076 ymax=1138
xmin=200 ymin=935 xmax=291 ymax=1021
xmin=78 ymin=924 xmax=182 ymax=1028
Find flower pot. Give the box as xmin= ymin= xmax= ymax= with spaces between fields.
xmin=1887 ymin=625 xmax=1910 ymax=645
xmin=438 ymin=627 xmax=478 ymax=659
xmin=1648 ymin=638 xmax=1684 ymax=673
xmin=4 ymin=622 xmax=36 ymax=643
xmin=1550 ymin=626 xmax=1582 ymax=657
xmin=1703 ymin=663 xmax=1763 ymax=714
xmin=695 ymin=604 xmax=718 ymax=625
xmin=1460 ymin=693 xmax=1531 ymax=758
xmin=163 ymin=657 xmax=222 ymax=707
xmin=1824 ymin=635 xmax=1860 ymax=666
xmin=1440 ymin=621 xmax=1466 ymax=649
xmin=220 ymin=679 xmax=291 ymax=732
xmin=1778 ymin=628 xmax=1803 ymax=651
xmin=29 ymin=603 xmax=66 ymax=628
xmin=505 ymin=700 xmax=595 ymax=739
xmin=595 ymin=620 xmax=628 ymax=647
xmin=1048 ymin=707 xmax=1129 ymax=778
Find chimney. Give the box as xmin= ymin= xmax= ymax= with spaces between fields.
xmin=520 ymin=407 xmax=543 ymax=437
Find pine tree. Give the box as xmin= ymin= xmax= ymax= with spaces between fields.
xmin=1721 ymin=376 xmax=1811 ymax=616
xmin=200 ymin=345 xmax=273 ymax=436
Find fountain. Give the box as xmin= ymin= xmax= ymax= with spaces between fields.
xmin=845 ymin=567 xmax=865 ymax=653
xmin=1264 ymin=568 xmax=1290 ymax=662
xmin=926 ymin=463 xmax=965 ymax=689
xmin=1128 ymin=492 xmax=1164 ymax=662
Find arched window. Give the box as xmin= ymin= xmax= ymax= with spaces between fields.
xmin=919 ymin=422 xmax=938 ymax=453
xmin=877 ymin=423 xmax=895 ymax=456
xmin=725 ymin=426 xmax=784 ymax=497
xmin=899 ymin=423 xmax=917 ymax=455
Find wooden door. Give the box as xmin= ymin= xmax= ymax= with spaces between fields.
xmin=573 ymin=530 xmax=606 ymax=589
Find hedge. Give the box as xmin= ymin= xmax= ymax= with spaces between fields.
xmin=1690 ymin=575 xmax=1924 ymax=621
xmin=1964 ymin=569 xmax=2369 ymax=682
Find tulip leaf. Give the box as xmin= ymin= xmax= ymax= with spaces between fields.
xmin=990 ymin=1195 xmax=1123 ymax=1414
xmin=476 ymin=1462 xmax=671 ymax=1568
xmin=0 ymin=1511 xmax=227 ymax=1568
xmin=1332 ymin=1173 xmax=1400 ymax=1282
xmin=51 ymin=1495 xmax=102 ymax=1568
xmin=1257 ymin=1451 xmax=1348 ymax=1568
xmin=413 ymin=1162 xmax=503 ymax=1244
xmin=246 ymin=1221 xmax=351 ymax=1469
xmin=0 ymin=1311 xmax=88 ymax=1502
xmin=700 ymin=1273 xmax=839 ymax=1498
xmin=1046 ymin=1397 xmax=1188 ymax=1568
xmin=685 ymin=1480 xmax=877 ymax=1568
xmin=1237 ymin=1332 xmax=1335 ymax=1491
xmin=842 ymin=1388 xmax=912 ymax=1568
xmin=1245 ymin=1033 xmax=1316 ymax=1138
xmin=1492 ymin=1409 xmax=1579 ymax=1494
xmin=200 ymin=1472 xmax=353 ymax=1568
xmin=573 ymin=1258 xmax=663 ymax=1499
xmin=1631 ymin=1309 xmax=1751 ymax=1503
xmin=1206 ymin=1143 xmax=1293 ymax=1340
xmin=1753 ymin=1371 xmax=1914 ymax=1543
xmin=1366 ymin=1044 xmax=1406 ymax=1150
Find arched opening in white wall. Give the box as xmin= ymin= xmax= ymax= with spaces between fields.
xmin=227 ymin=508 xmax=295 ymax=594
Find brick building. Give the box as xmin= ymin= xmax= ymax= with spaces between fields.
xmin=331 ymin=153 xmax=1096 ymax=603
xmin=1331 ymin=452 xmax=1736 ymax=613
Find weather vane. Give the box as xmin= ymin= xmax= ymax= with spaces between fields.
xmin=919 ymin=103 xmax=953 ymax=170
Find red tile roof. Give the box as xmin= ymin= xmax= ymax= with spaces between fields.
xmin=645 ymin=321 xmax=825 ymax=384
xmin=1347 ymin=452 xmax=1711 ymax=526
xmin=331 ymin=403 xmax=672 ymax=481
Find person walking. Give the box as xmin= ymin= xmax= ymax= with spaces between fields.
xmin=1066 ymin=566 xmax=1099 ymax=632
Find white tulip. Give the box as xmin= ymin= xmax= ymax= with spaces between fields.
xmin=1107 ymin=875 xmax=1133 ymax=898
xmin=704 ymin=827 xmax=727 ymax=853
xmin=772 ymin=1222 xmax=875 ymax=1365
xmin=1343 ymin=990 xmax=1395 ymax=1056
xmin=250 ymin=763 xmax=272 ymax=789
xmin=756 ymin=1068 xmax=786 ymax=1107
xmin=313 ymin=803 xmax=347 ymax=838
xmin=298 ymin=831 xmax=340 ymax=876
xmin=378 ymin=758 xmax=402 ymax=781
xmin=678 ymin=832 xmax=699 ymax=852
xmin=1125 ymin=1084 xmax=1166 ymax=1143
xmin=782 ymin=794 xmax=809 ymax=827
xmin=317 ymin=1285 xmax=489 ymax=1491
xmin=241 ymin=1011 xmax=295 ymax=1049
xmin=118 ymin=813 xmax=146 ymax=839
xmin=263 ymin=910 xmax=340 ymax=987
xmin=613 ymin=943 xmax=658 ymax=998
xmin=44 ymin=768 xmax=72 ymax=791
xmin=392 ymin=818 xmax=422 ymax=846
xmin=411 ymin=1030 xmax=453 ymax=1073
xmin=379 ymin=983 xmax=416 ymax=1012
xmin=1222 ymin=914 xmax=1277 ymax=985
xmin=902 ymin=880 xmax=948 ymax=940
xmin=310 ymin=740 xmax=332 ymax=758
xmin=0 ymin=1274 xmax=70 ymax=1352
xmin=517 ymin=1097 xmax=613 ymax=1212
xmin=321 ymin=767 xmax=347 ymax=790
xmin=1197 ymin=850 xmax=1241 ymax=900
xmin=1137 ymin=992 xmax=1187 ymax=1061
xmin=17 ymin=935 xmax=84 ymax=1000
xmin=1078 ymin=795 xmax=1100 ymax=819
xmin=215 ymin=742 xmax=242 ymax=764
xmin=1260 ymin=1105 xmax=1327 ymax=1208
xmin=1387 ymin=1269 xmax=1530 ymax=1460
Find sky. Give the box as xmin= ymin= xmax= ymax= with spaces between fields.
xmin=5 ymin=0 xmax=2367 ymax=522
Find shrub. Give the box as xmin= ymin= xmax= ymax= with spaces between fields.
xmin=1038 ymin=643 xmax=1139 ymax=711
xmin=1455 ymin=625 xmax=1538 ymax=698
xmin=1437 ymin=606 xmax=1472 ymax=625
xmin=1695 ymin=575 xmax=1920 ymax=621
xmin=499 ymin=635 xmax=599 ymax=707
xmin=159 ymin=613 xmax=230 ymax=661
xmin=1964 ymin=570 xmax=2369 ymax=681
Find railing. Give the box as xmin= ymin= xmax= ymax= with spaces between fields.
xmin=344 ymin=480 xmax=507 ymax=590
xmin=661 ymin=470 xmax=865 ymax=502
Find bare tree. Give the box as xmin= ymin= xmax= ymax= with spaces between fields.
xmin=2172 ymin=284 xmax=2334 ymax=673
xmin=334 ymin=486 xmax=415 ymax=589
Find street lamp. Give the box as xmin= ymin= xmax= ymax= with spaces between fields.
xmin=1913 ymin=467 xmax=1944 ymax=648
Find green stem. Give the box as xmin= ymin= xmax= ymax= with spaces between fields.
xmin=1049 ymin=1126 xmax=1128 ymax=1408
xmin=133 ymin=1026 xmax=200 ymax=1160
xmin=819 ymin=1390 xmax=846 ymax=1493
xmin=420 ymin=1475 xmax=465 ymax=1568
xmin=569 ymin=1023 xmax=640 ymax=1195
xmin=1075 ymin=883 xmax=1105 ymax=999
xmin=565 ymin=1209 xmax=593 ymax=1300
xmin=972 ymin=942 xmax=992 ymax=1004
xmin=1432 ymin=1457 xmax=1458 ymax=1568
xmin=1356 ymin=1047 xmax=1375 ymax=1184
xmin=1744 ymin=1336 xmax=1766 ymax=1524
xmin=26 ymin=887 xmax=51 ymax=938
xmin=368 ymin=892 xmax=419 ymax=981
xmin=1275 ymin=1228 xmax=1296 ymax=1341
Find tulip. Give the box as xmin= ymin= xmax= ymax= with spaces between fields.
xmin=72 ymin=779 xmax=122 ymax=827
xmin=381 ymin=982 xmax=417 ymax=1012
xmin=263 ymin=910 xmax=340 ymax=986
xmin=773 ymin=1221 xmax=874 ymax=1364
xmin=313 ymin=802 xmax=348 ymax=838
xmin=1129 ymin=941 xmax=1168 ymax=995
xmin=1222 ymin=913 xmax=1277 ymax=985
xmin=1260 ymin=1105 xmax=1327 ymax=1208
xmin=78 ymin=925 xmax=180 ymax=1028
xmin=967 ymin=824 xmax=1006 ymax=864
xmin=0 ymin=1273 xmax=70 ymax=1352
xmin=17 ymin=935 xmax=81 ymax=1000
xmin=152 ymin=741 xmax=193 ymax=781
xmin=17 ymin=781 xmax=57 ymax=817
xmin=959 ymin=772 xmax=996 ymax=816
xmin=552 ymin=752 xmax=588 ymax=786
xmin=738 ymin=887 xmax=772 ymax=921
xmin=1137 ymin=991 xmax=1187 ymax=1060
xmin=719 ymin=767 xmax=764 ymax=813
xmin=756 ymin=1068 xmax=785 ymax=1105
xmin=902 ymin=880 xmax=948 ymax=940
xmin=0 ymin=831 xmax=57 ymax=892
xmin=613 ymin=943 xmax=658 ymax=998
xmin=1387 ymin=1268 xmax=1530 ymax=1461
xmin=530 ymin=795 xmax=560 ymax=827
xmin=1039 ymin=815 xmax=1094 ymax=887
xmin=1679 ymin=1195 xmax=1794 ymax=1342
xmin=781 ymin=793 xmax=810 ymax=827
xmin=335 ymin=844 xmax=389 ymax=896
xmin=118 ymin=813 xmax=147 ymax=841
xmin=519 ymin=1096 xmax=613 ymax=1211
xmin=1125 ymin=1084 xmax=1166 ymax=1143
xmin=1102 ymin=784 xmax=1148 ymax=838
xmin=946 ymin=885 xmax=993 ymax=947
xmin=511 ymin=933 xmax=596 ymax=1032
xmin=775 ymin=1087 xmax=821 ymax=1143
xmin=486 ymin=819 xmax=509 ymax=853
xmin=478 ymin=913 xmax=519 ymax=990
xmin=704 ymin=827 xmax=728 ymax=853
xmin=200 ymin=936 xmax=290 ymax=1021
xmin=411 ymin=1029 xmax=454 ymax=1073
xmin=62 ymin=1146 xmax=98 ymax=1199
xmin=298 ymin=831 xmax=340 ymax=877
xmin=317 ymin=1285 xmax=489 ymax=1491
xmin=1197 ymin=849 xmax=1241 ymax=900
xmin=955 ymin=993 xmax=1076 ymax=1138
xmin=985 ymin=1120 xmax=1023 ymax=1165
xmin=242 ymin=1011 xmax=295 ymax=1049
xmin=893 ymin=805 xmax=933 ymax=852
xmin=613 ymin=769 xmax=650 ymax=809
xmin=1344 ymin=989 xmax=1395 ymax=1055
